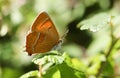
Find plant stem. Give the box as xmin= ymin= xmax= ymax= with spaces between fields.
xmin=39 ymin=64 xmax=42 ymax=78
xmin=96 ymin=17 xmax=119 ymax=78
xmin=96 ymin=38 xmax=118 ymax=77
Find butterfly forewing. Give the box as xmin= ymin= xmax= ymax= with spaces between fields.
xmin=26 ymin=12 xmax=59 ymax=55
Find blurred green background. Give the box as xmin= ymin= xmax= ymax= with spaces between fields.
xmin=0 ymin=0 xmax=120 ymax=78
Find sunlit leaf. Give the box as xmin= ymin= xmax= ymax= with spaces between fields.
xmin=43 ymin=63 xmax=85 ymax=78
xmin=32 ymin=51 xmax=65 ymax=74
xmin=77 ymin=13 xmax=110 ymax=32
xmin=87 ymin=54 xmax=106 ymax=75
xmin=71 ymin=58 xmax=87 ymax=71
xmin=20 ymin=70 xmax=39 ymax=78
xmin=32 ymin=51 xmax=65 ymax=65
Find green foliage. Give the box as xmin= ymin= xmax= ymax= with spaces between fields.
xmin=20 ymin=70 xmax=39 ymax=78
xmin=43 ymin=63 xmax=85 ymax=78
xmin=2 ymin=67 xmax=22 ymax=78
xmin=102 ymin=60 xmax=114 ymax=77
xmin=20 ymin=51 xmax=85 ymax=78
xmin=77 ymin=12 xmax=109 ymax=32
xmin=1 ymin=0 xmax=120 ymax=78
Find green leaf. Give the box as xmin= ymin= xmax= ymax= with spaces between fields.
xmin=101 ymin=60 xmax=114 ymax=77
xmin=112 ymin=39 xmax=120 ymax=51
xmin=2 ymin=67 xmax=22 ymax=78
xmin=71 ymin=58 xmax=87 ymax=72
xmin=32 ymin=52 xmax=85 ymax=78
xmin=116 ymin=39 xmax=120 ymax=50
xmin=32 ymin=51 xmax=65 ymax=74
xmin=43 ymin=63 xmax=85 ymax=78
xmin=87 ymin=54 xmax=106 ymax=75
xmin=32 ymin=51 xmax=64 ymax=65
xmin=20 ymin=70 xmax=39 ymax=78
xmin=62 ymin=52 xmax=73 ymax=66
xmin=77 ymin=13 xmax=110 ymax=32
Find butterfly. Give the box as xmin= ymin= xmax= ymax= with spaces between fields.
xmin=26 ymin=12 xmax=67 ymax=55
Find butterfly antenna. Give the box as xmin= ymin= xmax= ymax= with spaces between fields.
xmin=61 ymin=29 xmax=69 ymax=40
